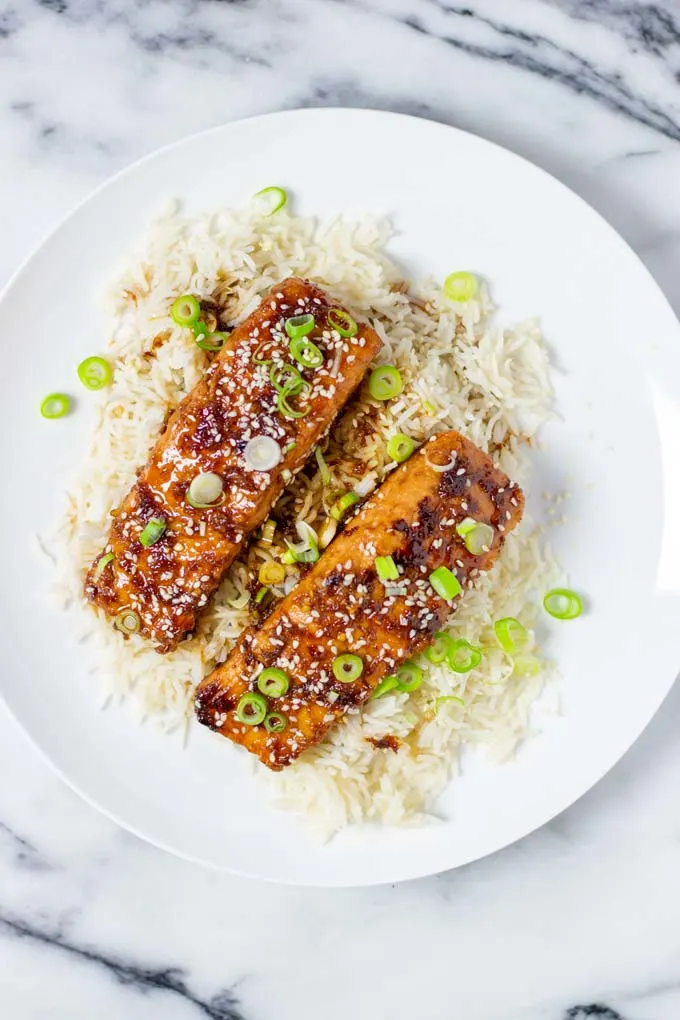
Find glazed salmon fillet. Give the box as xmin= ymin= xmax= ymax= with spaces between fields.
xmin=194 ymin=430 xmax=524 ymax=768
xmin=85 ymin=278 xmax=382 ymax=652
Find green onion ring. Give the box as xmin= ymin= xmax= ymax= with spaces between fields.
xmin=394 ymin=661 xmax=424 ymax=692
xmin=40 ymin=393 xmax=70 ymax=419
xmin=444 ymin=271 xmax=478 ymax=302
xmin=375 ymin=555 xmax=399 ymax=582
xmin=114 ymin=609 xmax=140 ymax=635
xmin=139 ymin=517 xmax=167 ymax=549
xmin=368 ymin=365 xmax=403 ymax=401
xmin=93 ymin=552 xmax=114 ymax=583
xmin=426 ymin=631 xmax=455 ymax=665
xmin=447 ymin=639 xmax=482 ymax=674
xmin=315 ymin=447 xmax=331 ymax=486
xmin=171 ymin=294 xmax=201 ymax=327
xmin=494 ymin=617 xmax=529 ymax=654
xmin=253 ymin=186 xmax=287 ymax=215
xmin=257 ymin=667 xmax=290 ymax=698
xmin=252 ymin=344 xmax=273 ymax=366
xmin=328 ymin=308 xmax=358 ymax=338
xmin=387 ymin=433 xmax=415 ymax=463
xmin=330 ymin=491 xmax=360 ymax=521
xmin=435 ymin=694 xmax=465 ymax=713
xmin=372 ymin=675 xmax=400 ymax=699
xmin=78 ymin=356 xmax=113 ymax=391
xmin=196 ymin=331 xmax=228 ymax=352
xmin=285 ymin=313 xmax=315 ymax=340
xmin=264 ymin=711 xmax=288 ymax=733
xmin=236 ymin=692 xmax=268 ymax=726
xmin=289 ymin=335 xmax=324 ymax=369
xmin=332 ymin=653 xmax=364 ymax=683
xmin=277 ymin=382 xmax=310 ymax=419
xmin=270 ymin=362 xmax=303 ymax=394
xmin=543 ymin=588 xmax=583 ymax=620
xmin=429 ymin=565 xmax=463 ymax=601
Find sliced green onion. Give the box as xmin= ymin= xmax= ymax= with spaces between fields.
xmin=259 ymin=519 xmax=277 ymax=547
xmin=253 ymin=186 xmax=287 ymax=215
xmin=290 ymin=335 xmax=324 ymax=369
xmin=139 ymin=516 xmax=166 ymax=548
xmin=114 ymin=609 xmax=140 ymax=635
xmin=277 ymin=387 xmax=310 ymax=419
xmin=455 ymin=517 xmax=477 ymax=538
xmin=429 ymin=566 xmax=462 ymax=601
xmin=254 ymin=586 xmax=272 ymax=606
xmin=423 ymin=401 xmax=437 ymax=415
xmin=284 ymin=521 xmax=319 ymax=564
xmin=444 ymin=271 xmax=478 ymax=302
xmin=328 ymin=308 xmax=357 ymax=338
xmin=435 ymin=694 xmax=465 ymax=713
xmin=40 ymin=393 xmax=70 ymax=419
xmin=395 ymin=661 xmax=424 ymax=692
xmin=319 ymin=517 xmax=337 ymax=549
xmin=512 ymin=653 xmax=541 ymax=678
xmin=93 ymin=552 xmax=114 ymax=582
xmin=244 ymin=436 xmax=282 ymax=472
xmin=258 ymin=561 xmax=285 ymax=585
xmin=78 ymin=356 xmax=112 ymax=391
xmin=332 ymin=653 xmax=364 ymax=683
xmin=494 ymin=617 xmax=530 ymax=654
xmin=171 ymin=294 xmax=201 ymax=327
xmin=315 ymin=447 xmax=331 ymax=486
xmin=193 ymin=320 xmax=209 ymax=338
xmin=372 ymin=675 xmax=399 ymax=699
xmin=447 ymin=639 xmax=482 ymax=674
xmin=285 ymin=313 xmax=315 ymax=340
xmin=257 ymin=667 xmax=290 ymax=698
xmin=543 ymin=588 xmax=583 ymax=620
xmin=461 ymin=521 xmax=495 ymax=556
xmin=280 ymin=550 xmax=296 ymax=565
xmin=187 ymin=472 xmax=223 ymax=508
xmin=426 ymin=631 xmax=454 ymax=665
xmin=330 ymin=491 xmax=360 ymax=521
xmin=368 ymin=365 xmax=403 ymax=401
xmin=236 ymin=692 xmax=268 ymax=725
xmin=196 ymin=331 xmax=228 ymax=352
xmin=264 ymin=711 xmax=288 ymax=733
xmin=270 ymin=362 xmax=303 ymax=394
xmin=387 ymin=433 xmax=415 ymax=463
xmin=375 ymin=555 xmax=399 ymax=582
xmin=252 ymin=344 xmax=272 ymax=366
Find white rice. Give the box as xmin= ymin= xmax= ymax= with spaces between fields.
xmin=50 ymin=199 xmax=560 ymax=836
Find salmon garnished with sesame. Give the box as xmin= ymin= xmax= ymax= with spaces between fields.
xmin=194 ymin=430 xmax=524 ymax=769
xmin=85 ymin=278 xmax=382 ymax=652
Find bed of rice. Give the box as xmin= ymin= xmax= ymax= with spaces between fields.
xmin=51 ymin=199 xmax=561 ymax=836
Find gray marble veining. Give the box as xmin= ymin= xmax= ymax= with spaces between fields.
xmin=2 ymin=2 xmax=680 ymax=1018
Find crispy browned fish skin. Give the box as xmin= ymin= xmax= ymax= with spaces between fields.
xmin=195 ymin=430 xmax=524 ymax=769
xmin=84 ymin=278 xmax=382 ymax=652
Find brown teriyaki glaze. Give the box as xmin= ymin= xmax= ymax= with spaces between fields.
xmin=194 ymin=430 xmax=524 ymax=769
xmin=84 ymin=278 xmax=383 ymax=651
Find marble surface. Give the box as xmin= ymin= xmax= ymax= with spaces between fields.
xmin=2 ymin=1 xmax=680 ymax=1017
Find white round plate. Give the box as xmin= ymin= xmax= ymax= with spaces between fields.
xmin=2 ymin=109 xmax=679 ymax=886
